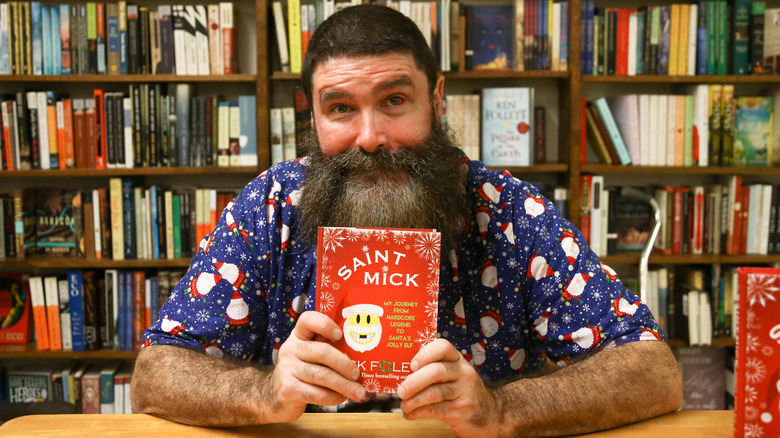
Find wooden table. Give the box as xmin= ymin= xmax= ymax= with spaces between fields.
xmin=0 ymin=410 xmax=733 ymax=437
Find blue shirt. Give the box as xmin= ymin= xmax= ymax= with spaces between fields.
xmin=143 ymin=155 xmax=664 ymax=383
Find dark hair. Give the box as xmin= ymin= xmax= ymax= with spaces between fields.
xmin=301 ymin=4 xmax=438 ymax=107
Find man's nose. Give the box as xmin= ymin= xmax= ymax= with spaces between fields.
xmin=355 ymin=111 xmax=387 ymax=153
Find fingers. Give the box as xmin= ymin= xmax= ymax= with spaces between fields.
xmin=292 ymin=311 xmax=342 ymax=342
xmin=410 ymin=338 xmax=462 ymax=371
xmin=398 ymin=339 xmax=462 ymax=400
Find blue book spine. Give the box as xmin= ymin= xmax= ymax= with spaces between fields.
xmin=635 ymin=10 xmax=644 ymax=74
xmin=582 ymin=0 xmax=594 ymax=74
xmin=121 ymin=179 xmax=136 ymax=259
xmin=537 ymin=0 xmax=544 ymax=70
xmin=117 ymin=270 xmax=126 ymax=350
xmin=150 ymin=277 xmax=159 ymax=325
xmin=238 ymin=95 xmax=257 ymax=166
xmin=150 ymin=185 xmax=160 ymax=259
xmin=124 ymin=271 xmax=133 ymax=351
xmin=657 ymin=6 xmax=670 ymax=75
xmin=696 ymin=0 xmax=708 ymax=75
xmin=67 ymin=270 xmax=86 ymax=352
xmin=51 ymin=6 xmax=62 ymax=74
xmin=60 ymin=5 xmax=71 ymax=74
xmin=0 ymin=4 xmax=9 ymax=74
xmin=42 ymin=6 xmax=51 ymax=75
xmin=594 ymin=98 xmax=632 ymax=165
xmin=119 ymin=2 xmax=127 ymax=75
xmin=99 ymin=370 xmax=115 ymax=407
xmin=560 ymin=1 xmax=568 ymax=69
xmin=31 ymin=2 xmax=43 ymax=75
xmin=108 ymin=14 xmax=119 ymax=74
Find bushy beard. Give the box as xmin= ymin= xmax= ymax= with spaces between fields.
xmin=296 ymin=119 xmax=468 ymax=256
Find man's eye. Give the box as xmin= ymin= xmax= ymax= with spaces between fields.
xmin=333 ymin=104 xmax=349 ymax=113
xmin=388 ymin=96 xmax=405 ymax=106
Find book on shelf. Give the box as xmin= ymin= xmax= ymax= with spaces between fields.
xmin=6 ymin=367 xmax=53 ymax=403
xmin=674 ymin=346 xmax=727 ymax=410
xmin=469 ymin=5 xmax=514 ymax=70
xmin=316 ymin=226 xmax=441 ymax=393
xmin=0 ymin=273 xmax=31 ymax=344
xmin=0 ymin=1 xmax=240 ymax=76
xmin=480 ymin=87 xmax=534 ymax=167
xmin=734 ymin=96 xmax=774 ymax=166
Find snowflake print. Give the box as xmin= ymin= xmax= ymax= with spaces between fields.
xmin=747 ymin=273 xmax=779 ymax=307
xmin=561 ymin=313 xmax=572 ymax=324
xmin=746 ymin=332 xmax=761 ymax=353
xmin=745 ymin=357 xmax=766 ymax=384
xmin=230 ymin=342 xmax=244 ymax=356
xmin=226 ymin=246 xmax=234 ymax=255
xmin=746 ymin=405 xmax=759 ymax=421
xmin=332 ymin=282 xmax=341 ymax=290
xmin=413 ymin=233 xmax=441 ymax=261
xmin=549 ymin=322 xmax=559 ymax=333
xmin=507 ymin=258 xmax=518 ymax=269
xmin=425 ymin=279 xmax=440 ymax=298
xmin=284 ymin=170 xmax=300 ymax=180
xmin=240 ymin=252 xmax=248 ymax=261
xmin=415 ymin=326 xmax=438 ymax=347
xmin=321 ymin=228 xmax=346 ymax=253
xmin=346 ymin=228 xmax=362 ymax=242
xmin=392 ymin=231 xmax=408 ymax=245
xmin=320 ymin=273 xmax=332 ymax=289
xmin=538 ymin=227 xmax=551 ymax=241
xmin=249 ymin=333 xmax=258 ymax=343
xmin=744 ymin=422 xmax=763 ymax=438
xmin=744 ymin=385 xmax=759 ymax=405
xmin=220 ymin=328 xmax=231 ymax=338
xmin=761 ymin=345 xmax=774 ymax=356
xmin=248 ymin=189 xmax=259 ymax=200
xmin=363 ymin=378 xmax=381 ymax=393
xmin=585 ymin=258 xmax=598 ymax=273
xmin=518 ymin=217 xmax=530 ymax=229
xmin=542 ymin=281 xmax=558 ymax=297
xmin=373 ymin=229 xmax=389 ymax=241
xmin=196 ymin=309 xmax=210 ymax=322
xmin=319 ymin=291 xmax=335 ymax=313
xmin=583 ymin=303 xmax=590 ymax=312
xmin=362 ymin=245 xmax=369 ymax=253
xmin=424 ymin=300 xmax=438 ymax=325
xmin=427 ymin=260 xmax=440 ymax=276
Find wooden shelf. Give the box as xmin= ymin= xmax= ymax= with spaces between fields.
xmin=495 ymin=163 xmax=568 ymax=173
xmin=583 ymin=74 xmax=780 ymax=83
xmin=0 ymin=166 xmax=260 ymax=178
xmin=1 ymin=258 xmax=191 ymax=269
xmin=271 ymin=70 xmax=570 ymax=81
xmin=0 ymin=74 xmax=257 ymax=83
xmin=581 ymin=164 xmax=780 ymax=175
xmin=667 ymin=338 xmax=735 ymax=348
xmin=0 ymin=343 xmax=137 ymax=359
xmin=600 ymin=253 xmax=780 ymax=265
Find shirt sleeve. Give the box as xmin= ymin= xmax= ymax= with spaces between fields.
xmin=513 ymin=181 xmax=665 ymax=366
xmin=142 ymin=174 xmax=272 ymax=361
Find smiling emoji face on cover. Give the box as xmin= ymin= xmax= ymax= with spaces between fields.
xmin=341 ymin=299 xmax=384 ymax=353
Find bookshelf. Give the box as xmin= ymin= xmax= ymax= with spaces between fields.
xmin=2 ymin=0 xmax=778 ymax=361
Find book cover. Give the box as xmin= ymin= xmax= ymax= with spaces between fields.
xmin=764 ymin=8 xmax=780 ymax=73
xmin=0 ymin=273 xmax=31 ymax=344
xmin=80 ymin=369 xmax=101 ymax=414
xmin=67 ymin=269 xmax=86 ymax=351
xmin=735 ymin=267 xmax=780 ymax=437
xmin=470 ymin=5 xmax=514 ymax=70
xmin=57 ymin=278 xmax=72 ymax=351
xmin=613 ymin=191 xmax=652 ymax=252
xmin=219 ymin=2 xmax=235 ymax=74
xmin=481 ymin=87 xmax=533 ymax=167
xmin=734 ymin=96 xmax=773 ymax=166
xmin=316 ymin=226 xmax=441 ymax=393
xmin=34 ymin=189 xmax=79 ymax=257
xmin=751 ymin=2 xmax=765 ymax=74
xmin=238 ymin=95 xmax=257 ymax=166
xmin=674 ymin=346 xmax=726 ymax=410
xmin=6 ymin=368 xmax=53 ymax=402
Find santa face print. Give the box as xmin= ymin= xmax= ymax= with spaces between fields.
xmin=342 ymin=313 xmax=383 ymax=352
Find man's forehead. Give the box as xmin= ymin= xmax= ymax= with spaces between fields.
xmin=311 ymin=53 xmax=424 ymax=89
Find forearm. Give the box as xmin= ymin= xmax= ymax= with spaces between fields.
xmin=491 ymin=341 xmax=683 ymax=437
xmin=130 ymin=344 xmax=277 ymax=426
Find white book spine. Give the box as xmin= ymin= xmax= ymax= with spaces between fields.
xmin=272 ymin=2 xmax=289 ymax=72
xmin=656 ymin=95 xmax=668 ymax=166
xmin=92 ymin=189 xmax=102 ymax=258
xmin=551 ymin=3 xmax=560 ymax=72
xmin=589 ymin=175 xmax=605 ymax=256
xmin=687 ymin=5 xmax=697 ymax=76
xmin=58 ymin=279 xmax=72 ymax=351
xmin=281 ymin=107 xmax=296 ymax=161
xmin=183 ymin=6 xmax=199 ymax=76
xmin=0 ymin=4 xmax=9 ymax=74
xmin=172 ymin=5 xmax=187 ymax=75
xmin=193 ymin=5 xmax=209 ymax=75
xmin=123 ymin=97 xmax=134 ymax=168
xmin=208 ymin=4 xmax=222 ymax=74
xmin=627 ymin=11 xmax=637 ymax=76
xmin=270 ymin=108 xmax=283 ymax=165
xmin=666 ymin=95 xmax=676 ymax=166
xmin=638 ymin=95 xmax=649 ymax=166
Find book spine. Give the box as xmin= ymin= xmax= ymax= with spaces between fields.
xmin=287 ymin=0 xmax=302 ymax=73
xmin=44 ymin=276 xmax=62 ymax=350
xmin=750 ymin=2 xmax=765 ymax=74
xmin=239 ymin=95 xmax=257 ymax=167
xmin=593 ymin=98 xmax=631 ymax=164
xmin=86 ymin=2 xmax=96 ymax=73
xmin=51 ymin=6 xmax=61 ymax=74
xmin=96 ymin=2 xmax=105 ymax=74
xmin=57 ymin=278 xmax=72 ymax=351
xmin=67 ymin=270 xmax=86 ymax=351
xmin=106 ymin=3 xmax=118 ymax=75
xmin=121 ymin=178 xmax=136 ymax=259
xmin=208 ymin=4 xmax=221 ymax=74
xmin=118 ymin=0 xmax=126 ymax=74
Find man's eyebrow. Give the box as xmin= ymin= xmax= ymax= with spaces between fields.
xmin=318 ymin=76 xmax=415 ymax=104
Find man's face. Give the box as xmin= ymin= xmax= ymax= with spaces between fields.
xmin=310 ymin=53 xmax=444 ymax=156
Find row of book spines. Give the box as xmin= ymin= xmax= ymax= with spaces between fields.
xmin=580 ymin=177 xmax=780 ymax=257
xmin=668 ymin=267 xmax=738 ymax=344
xmin=581 ymin=86 xmax=780 ymax=168
xmin=0 ymin=87 xmax=257 ymax=172
xmin=27 ymin=269 xmax=182 ymax=352
xmin=0 ymin=1 xmax=237 ymax=76
xmin=270 ymin=0 xmax=569 ymax=74
xmin=581 ymin=1 xmax=774 ymax=76
xmin=5 ymin=364 xmax=133 ymax=414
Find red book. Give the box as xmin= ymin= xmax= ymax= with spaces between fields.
xmin=316 ymin=227 xmax=441 ymax=394
xmin=62 ymin=98 xmax=75 ymax=169
xmin=133 ymin=271 xmax=146 ymax=350
xmin=0 ymin=274 xmax=32 ymax=344
xmin=672 ymin=187 xmax=689 ymax=255
xmin=735 ymin=267 xmax=780 ymax=437
xmin=615 ymin=8 xmax=629 ymax=76
xmin=93 ymin=89 xmax=107 ymax=169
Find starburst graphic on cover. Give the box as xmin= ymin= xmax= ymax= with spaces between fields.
xmin=317 ymin=227 xmax=441 ymax=394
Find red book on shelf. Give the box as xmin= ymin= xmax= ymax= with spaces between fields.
xmin=316 ymin=227 xmax=441 ymax=394
xmin=615 ymin=8 xmax=630 ymax=76
xmin=672 ymin=186 xmax=689 ymax=255
xmin=579 ymin=174 xmax=592 ymax=245
xmin=735 ymin=267 xmax=780 ymax=438
xmin=93 ymin=89 xmax=107 ymax=169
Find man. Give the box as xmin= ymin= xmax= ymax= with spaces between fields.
xmin=132 ymin=5 xmax=682 ymax=436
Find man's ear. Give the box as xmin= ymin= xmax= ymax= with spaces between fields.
xmin=432 ymin=74 xmax=445 ymax=120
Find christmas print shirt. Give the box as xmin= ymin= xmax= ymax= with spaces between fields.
xmin=143 ymin=154 xmax=664 ymax=382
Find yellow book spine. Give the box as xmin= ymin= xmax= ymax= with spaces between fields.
xmin=288 ymin=0 xmax=302 ymax=73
